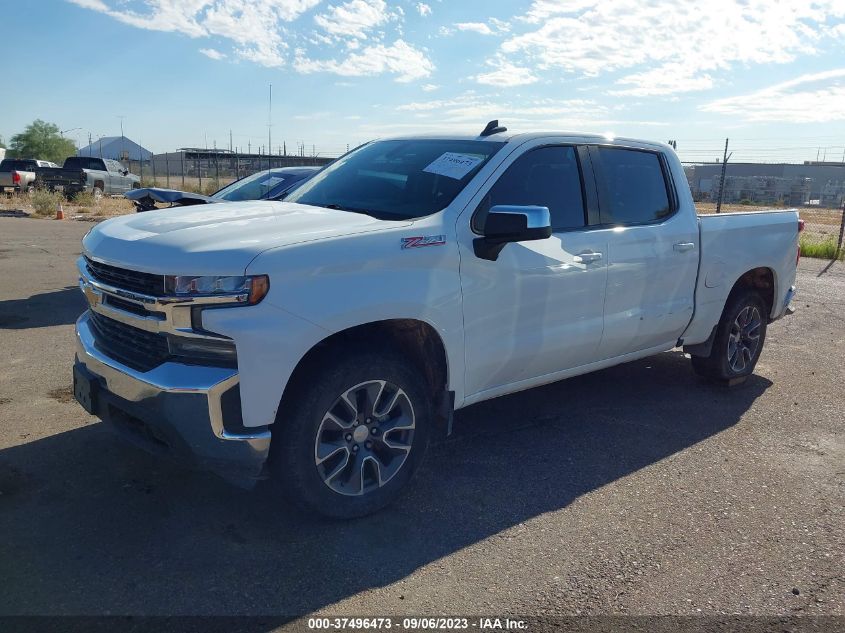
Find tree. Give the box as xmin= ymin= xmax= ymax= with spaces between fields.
xmin=9 ymin=120 xmax=77 ymax=164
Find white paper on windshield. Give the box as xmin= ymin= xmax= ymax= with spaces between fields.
xmin=423 ymin=153 xmax=483 ymax=180
xmin=260 ymin=176 xmax=284 ymax=188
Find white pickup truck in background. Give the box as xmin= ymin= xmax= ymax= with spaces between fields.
xmin=0 ymin=158 xmax=60 ymax=193
xmin=73 ymin=123 xmax=800 ymax=518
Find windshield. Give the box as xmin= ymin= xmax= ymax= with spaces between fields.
xmin=214 ymin=170 xmax=298 ymax=201
xmin=284 ymin=139 xmax=505 ymax=220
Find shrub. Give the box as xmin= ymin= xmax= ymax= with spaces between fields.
xmin=72 ymin=191 xmax=96 ymax=207
xmin=31 ymin=189 xmax=64 ymax=216
xmin=800 ymin=235 xmax=843 ymax=260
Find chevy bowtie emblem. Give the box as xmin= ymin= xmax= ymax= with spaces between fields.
xmin=82 ymin=283 xmax=100 ymax=308
xmin=401 ymin=235 xmax=446 ymax=249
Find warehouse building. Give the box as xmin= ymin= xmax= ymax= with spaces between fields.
xmin=686 ymin=162 xmax=845 ymax=207
xmin=76 ymin=136 xmax=152 ymax=162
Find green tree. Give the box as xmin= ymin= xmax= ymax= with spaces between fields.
xmin=9 ymin=120 xmax=77 ymax=164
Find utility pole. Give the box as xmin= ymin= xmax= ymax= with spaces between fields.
xmin=716 ymin=138 xmax=731 ymax=214
xmin=268 ymin=82 xmax=273 ymax=174
xmin=117 ymin=115 xmax=126 ymax=161
xmin=229 ymin=129 xmax=233 ymax=153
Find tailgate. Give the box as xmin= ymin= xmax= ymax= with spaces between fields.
xmin=42 ymin=169 xmax=86 ymax=186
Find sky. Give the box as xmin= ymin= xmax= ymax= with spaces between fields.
xmin=3 ymin=0 xmax=845 ymax=163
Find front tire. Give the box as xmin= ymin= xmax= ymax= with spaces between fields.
xmin=691 ymin=288 xmax=768 ymax=382
xmin=270 ymin=350 xmax=432 ymax=519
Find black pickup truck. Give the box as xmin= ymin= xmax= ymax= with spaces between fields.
xmin=39 ymin=156 xmax=140 ymax=198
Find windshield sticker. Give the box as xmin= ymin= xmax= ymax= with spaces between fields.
xmin=259 ymin=176 xmax=284 ymax=188
xmin=423 ymin=153 xmax=484 ymax=180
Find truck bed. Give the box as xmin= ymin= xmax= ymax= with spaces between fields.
xmin=682 ymin=208 xmax=800 ymax=344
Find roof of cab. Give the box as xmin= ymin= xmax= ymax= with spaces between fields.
xmin=382 ymin=129 xmax=673 ymax=152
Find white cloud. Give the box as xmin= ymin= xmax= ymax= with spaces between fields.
xmin=610 ymin=64 xmax=713 ymax=97
xmin=294 ymin=39 xmax=434 ymax=82
xmin=495 ymin=0 xmax=845 ymax=92
xmin=416 ymin=2 xmax=431 ymax=17
xmin=380 ymin=94 xmax=666 ymax=135
xmin=314 ymin=0 xmax=389 ymax=39
xmin=455 ymin=22 xmax=495 ymax=36
xmin=421 ymin=83 xmax=439 ymax=92
xmin=199 ymin=47 xmax=226 ymax=60
xmin=700 ymin=69 xmax=845 ymax=123
xmin=67 ymin=0 xmax=322 ymax=67
xmin=474 ymin=59 xmax=538 ymax=87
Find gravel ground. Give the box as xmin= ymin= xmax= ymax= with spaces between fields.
xmin=0 ymin=217 xmax=842 ymax=620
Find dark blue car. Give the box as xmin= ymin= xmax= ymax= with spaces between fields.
xmin=125 ymin=166 xmax=320 ymax=212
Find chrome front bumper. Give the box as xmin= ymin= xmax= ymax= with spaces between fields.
xmin=75 ymin=311 xmax=271 ymax=485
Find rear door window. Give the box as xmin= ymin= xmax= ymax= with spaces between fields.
xmin=595 ymin=147 xmax=672 ymax=225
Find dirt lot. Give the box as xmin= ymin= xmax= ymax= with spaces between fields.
xmin=0 ymin=217 xmax=842 ymax=620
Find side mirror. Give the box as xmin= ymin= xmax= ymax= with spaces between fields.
xmin=473 ymin=204 xmax=552 ymax=261
xmin=123 ymin=170 xmax=129 ymax=176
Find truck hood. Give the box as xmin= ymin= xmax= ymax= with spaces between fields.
xmin=82 ymin=200 xmax=412 ymax=275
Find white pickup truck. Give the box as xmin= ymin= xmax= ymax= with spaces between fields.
xmin=73 ymin=124 xmax=800 ymax=518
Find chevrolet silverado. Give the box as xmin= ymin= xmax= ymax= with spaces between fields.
xmin=72 ymin=123 xmax=800 ymax=518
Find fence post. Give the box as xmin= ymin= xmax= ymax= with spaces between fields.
xmin=716 ymin=138 xmax=730 ymax=214
xmin=166 ymin=155 xmax=170 ymax=188
xmin=836 ymin=201 xmax=845 ymax=259
xmin=181 ymin=152 xmax=185 ymax=189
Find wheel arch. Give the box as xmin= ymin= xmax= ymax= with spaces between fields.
xmin=728 ymin=266 xmax=776 ymax=319
xmin=275 ymin=318 xmax=451 ymax=430
xmin=685 ymin=265 xmax=776 ymax=358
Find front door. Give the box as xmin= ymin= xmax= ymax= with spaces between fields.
xmin=458 ymin=143 xmax=608 ymax=399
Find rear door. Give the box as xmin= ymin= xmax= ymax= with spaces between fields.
xmin=589 ymin=146 xmax=699 ymax=359
xmin=458 ymin=142 xmax=608 ymax=398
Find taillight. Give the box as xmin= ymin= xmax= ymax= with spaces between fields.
xmin=798 ymin=219 xmax=805 ymax=233
xmin=12 ymin=171 xmax=20 ymax=184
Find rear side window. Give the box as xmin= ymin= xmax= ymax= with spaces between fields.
xmin=596 ymin=148 xmax=672 ymax=225
xmin=1 ymin=159 xmax=36 ymax=171
xmin=474 ymin=146 xmax=585 ymax=232
xmin=64 ymin=157 xmax=106 ymax=170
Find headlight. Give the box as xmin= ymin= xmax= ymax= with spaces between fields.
xmin=165 ymin=274 xmax=270 ymax=305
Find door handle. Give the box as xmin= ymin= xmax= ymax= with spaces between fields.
xmin=674 ymin=242 xmax=695 ymax=252
xmin=573 ymin=251 xmax=603 ymax=263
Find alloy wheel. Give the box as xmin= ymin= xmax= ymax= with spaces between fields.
xmin=727 ymin=305 xmax=762 ymax=373
xmin=314 ymin=380 xmax=415 ymax=496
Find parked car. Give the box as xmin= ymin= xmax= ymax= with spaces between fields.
xmin=39 ymin=156 xmax=140 ymax=199
xmin=0 ymin=158 xmax=60 ymax=193
xmin=72 ymin=123 xmax=800 ymax=519
xmin=124 ymin=166 xmax=320 ymax=212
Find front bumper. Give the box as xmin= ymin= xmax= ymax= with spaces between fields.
xmin=74 ymin=311 xmax=271 ymax=486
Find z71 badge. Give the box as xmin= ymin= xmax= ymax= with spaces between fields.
xmin=401 ymin=235 xmax=446 ymax=249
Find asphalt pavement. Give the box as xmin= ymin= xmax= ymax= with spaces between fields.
xmin=0 ymin=217 xmax=842 ymax=620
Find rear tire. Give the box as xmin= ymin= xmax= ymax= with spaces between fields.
xmin=691 ymin=288 xmax=767 ymax=382
xmin=270 ymin=349 xmax=432 ymax=519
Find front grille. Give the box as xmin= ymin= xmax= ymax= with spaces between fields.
xmin=88 ymin=311 xmax=169 ymax=372
xmin=85 ymin=256 xmax=164 ymax=296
